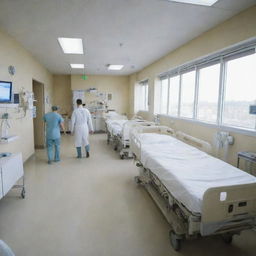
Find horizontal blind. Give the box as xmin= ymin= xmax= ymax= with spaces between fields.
xmin=158 ymin=38 xmax=256 ymax=79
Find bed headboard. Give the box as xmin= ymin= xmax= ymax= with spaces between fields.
xmin=176 ymin=131 xmax=212 ymax=154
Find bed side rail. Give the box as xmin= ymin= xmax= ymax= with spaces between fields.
xmin=176 ymin=131 xmax=212 ymax=154
xmin=130 ymin=130 xmax=142 ymax=160
xmin=122 ymin=121 xmax=156 ymax=143
xmin=201 ymin=183 xmax=256 ymax=236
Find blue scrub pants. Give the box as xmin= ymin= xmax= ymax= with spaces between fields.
xmin=76 ymin=144 xmax=90 ymax=158
xmin=46 ymin=138 xmax=61 ymax=162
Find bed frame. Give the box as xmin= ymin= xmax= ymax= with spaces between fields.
xmin=131 ymin=127 xmax=256 ymax=251
xmin=118 ymin=121 xmax=156 ymax=159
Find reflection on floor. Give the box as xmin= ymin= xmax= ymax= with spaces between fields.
xmin=0 ymin=134 xmax=255 ymax=256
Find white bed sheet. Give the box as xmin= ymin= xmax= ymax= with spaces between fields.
xmin=106 ymin=120 xmax=127 ymax=136
xmin=139 ymin=134 xmax=256 ymax=214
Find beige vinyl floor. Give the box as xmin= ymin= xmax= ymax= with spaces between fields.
xmin=0 ymin=134 xmax=255 ymax=256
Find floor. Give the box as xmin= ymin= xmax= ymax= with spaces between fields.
xmin=0 ymin=134 xmax=255 ymax=256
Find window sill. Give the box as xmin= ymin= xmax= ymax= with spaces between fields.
xmin=158 ymin=114 xmax=256 ymax=137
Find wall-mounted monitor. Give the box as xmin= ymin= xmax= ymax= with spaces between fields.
xmin=0 ymin=81 xmax=12 ymax=103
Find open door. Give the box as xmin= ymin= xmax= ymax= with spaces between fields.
xmin=32 ymin=80 xmax=45 ymax=149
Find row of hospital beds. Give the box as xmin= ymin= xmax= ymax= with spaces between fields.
xmin=129 ymin=125 xmax=256 ymax=250
xmin=104 ymin=112 xmax=256 ymax=251
xmin=104 ymin=112 xmax=155 ymax=159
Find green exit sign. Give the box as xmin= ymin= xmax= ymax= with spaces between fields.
xmin=82 ymin=75 xmax=88 ymax=80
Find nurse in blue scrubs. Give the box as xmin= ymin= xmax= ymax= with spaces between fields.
xmin=43 ymin=106 xmax=65 ymax=164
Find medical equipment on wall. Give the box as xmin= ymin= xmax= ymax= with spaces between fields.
xmin=19 ymin=88 xmax=34 ymax=117
xmin=0 ymin=113 xmax=10 ymax=139
xmin=154 ymin=114 xmax=160 ymax=125
xmin=249 ymin=105 xmax=256 ymax=115
xmin=213 ymin=131 xmax=234 ymax=161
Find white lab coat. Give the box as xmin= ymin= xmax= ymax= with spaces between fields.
xmin=71 ymin=106 xmax=93 ymax=147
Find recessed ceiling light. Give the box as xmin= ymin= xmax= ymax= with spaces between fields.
xmin=58 ymin=37 xmax=84 ymax=54
xmin=167 ymin=0 xmax=218 ymax=6
xmin=107 ymin=65 xmax=124 ymax=70
xmin=70 ymin=64 xmax=84 ymax=69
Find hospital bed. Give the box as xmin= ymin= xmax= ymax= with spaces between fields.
xmin=104 ymin=113 xmax=128 ymax=146
xmin=117 ymin=120 xmax=156 ymax=159
xmin=105 ymin=114 xmax=156 ymax=158
xmin=130 ymin=126 xmax=256 ymax=251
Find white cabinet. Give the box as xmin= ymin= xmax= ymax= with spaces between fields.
xmin=0 ymin=153 xmax=25 ymax=198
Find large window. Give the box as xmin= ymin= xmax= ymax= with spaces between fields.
xmin=168 ymin=75 xmax=180 ymax=116
xmin=137 ymin=80 xmax=149 ymax=111
xmin=156 ymin=42 xmax=256 ymax=133
xmin=197 ymin=63 xmax=220 ymax=123
xmin=180 ymin=71 xmax=196 ymax=118
xmin=159 ymin=78 xmax=168 ymax=114
xmin=222 ymin=54 xmax=256 ymax=129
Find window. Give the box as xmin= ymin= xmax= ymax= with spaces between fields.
xmin=197 ymin=63 xmax=220 ymax=123
xmin=136 ymin=80 xmax=149 ymax=111
xmin=168 ymin=75 xmax=180 ymax=116
xmin=180 ymin=70 xmax=196 ymax=118
xmin=159 ymin=78 xmax=168 ymax=114
xmin=222 ymin=53 xmax=256 ymax=129
xmin=157 ymin=41 xmax=256 ymax=133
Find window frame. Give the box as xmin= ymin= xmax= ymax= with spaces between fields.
xmin=156 ymin=41 xmax=256 ymax=136
xmin=138 ymin=80 xmax=149 ymax=111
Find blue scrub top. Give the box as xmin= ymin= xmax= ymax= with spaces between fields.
xmin=43 ymin=112 xmax=64 ymax=140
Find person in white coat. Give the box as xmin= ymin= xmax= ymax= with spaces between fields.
xmin=71 ymin=99 xmax=94 ymax=158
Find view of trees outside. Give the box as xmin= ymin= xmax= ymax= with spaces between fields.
xmin=222 ymin=54 xmax=256 ymax=129
xmin=157 ymin=52 xmax=256 ymax=131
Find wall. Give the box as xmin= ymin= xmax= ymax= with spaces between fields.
xmin=53 ymin=75 xmax=72 ymax=116
xmin=71 ymin=75 xmax=129 ymax=115
xmin=0 ymin=29 xmax=53 ymax=162
xmin=130 ymin=6 xmax=256 ymax=166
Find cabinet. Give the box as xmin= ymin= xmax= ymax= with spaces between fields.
xmin=0 ymin=153 xmax=25 ymax=199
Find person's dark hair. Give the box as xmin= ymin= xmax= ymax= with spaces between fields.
xmin=52 ymin=106 xmax=58 ymax=111
xmin=76 ymin=99 xmax=82 ymax=105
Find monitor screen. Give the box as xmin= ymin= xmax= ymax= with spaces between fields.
xmin=0 ymin=81 xmax=12 ymax=103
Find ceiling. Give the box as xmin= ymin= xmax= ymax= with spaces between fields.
xmin=0 ymin=0 xmax=255 ymax=75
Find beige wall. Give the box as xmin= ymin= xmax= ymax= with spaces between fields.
xmin=53 ymin=75 xmax=72 ymax=116
xmin=0 ymin=29 xmax=53 ymax=162
xmin=131 ymin=6 xmax=256 ymax=167
xmin=71 ymin=75 xmax=129 ymax=115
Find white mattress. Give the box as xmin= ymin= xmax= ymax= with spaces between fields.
xmin=139 ymin=133 xmax=256 ymax=214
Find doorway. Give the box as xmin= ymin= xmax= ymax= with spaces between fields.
xmin=32 ymin=80 xmax=45 ymax=149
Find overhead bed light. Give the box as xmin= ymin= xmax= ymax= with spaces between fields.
xmin=58 ymin=37 xmax=84 ymax=54
xmin=70 ymin=64 xmax=84 ymax=69
xmin=167 ymin=0 xmax=219 ymax=6
xmin=107 ymin=64 xmax=124 ymax=70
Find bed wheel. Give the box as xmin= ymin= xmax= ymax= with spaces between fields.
xmin=120 ymin=154 xmax=124 ymax=159
xmin=21 ymin=188 xmax=26 ymax=199
xmin=134 ymin=176 xmax=142 ymax=185
xmin=169 ymin=231 xmax=181 ymax=251
xmin=222 ymin=234 xmax=233 ymax=244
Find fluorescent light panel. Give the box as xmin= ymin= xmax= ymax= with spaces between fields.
xmin=58 ymin=37 xmax=84 ymax=54
xmin=167 ymin=0 xmax=218 ymax=6
xmin=70 ymin=64 xmax=84 ymax=69
xmin=108 ymin=65 xmax=124 ymax=70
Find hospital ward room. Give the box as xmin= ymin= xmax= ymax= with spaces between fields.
xmin=1 ymin=1 xmax=256 ymax=255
